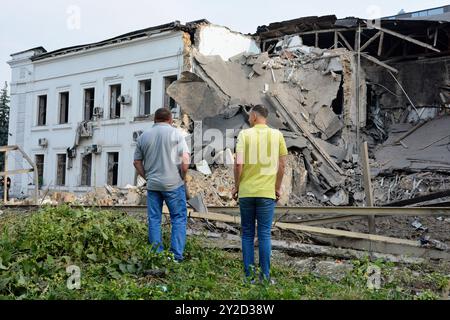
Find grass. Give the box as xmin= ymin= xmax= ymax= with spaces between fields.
xmin=0 ymin=206 xmax=448 ymax=300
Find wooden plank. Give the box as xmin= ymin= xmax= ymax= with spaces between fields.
xmin=371 ymin=25 xmax=440 ymax=53
xmin=361 ymin=142 xmax=376 ymax=233
xmin=360 ymin=31 xmax=382 ymax=51
xmin=16 ymin=145 xmax=39 ymax=204
xmin=315 ymin=32 xmax=319 ymax=47
xmin=334 ymin=31 xmax=338 ymax=49
xmin=296 ymin=215 xmax=366 ymax=226
xmin=0 ymin=145 xmax=19 ymax=152
xmin=360 ymin=53 xmax=399 ymax=73
xmin=0 ymin=168 xmax=34 ymax=176
xmin=208 ymin=206 xmax=450 ymax=217
xmin=337 ymin=32 xmax=354 ymax=51
xmin=185 ymin=210 xmax=420 ymax=248
xmin=315 ymin=235 xmax=450 ymax=261
xmin=188 ymin=230 xmax=425 ymax=264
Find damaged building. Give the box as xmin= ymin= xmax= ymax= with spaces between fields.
xmin=170 ymin=14 xmax=450 ymax=207
xmin=6 ymin=14 xmax=450 ymax=210
xmin=6 ymin=20 xmax=260 ymax=198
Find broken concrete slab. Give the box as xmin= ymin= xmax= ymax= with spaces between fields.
xmin=314 ymin=105 xmax=344 ymax=140
xmin=375 ymin=116 xmax=450 ymax=174
xmin=167 ymin=72 xmax=229 ymax=121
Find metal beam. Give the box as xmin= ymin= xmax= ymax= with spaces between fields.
xmin=371 ymin=25 xmax=440 ymax=53
xmin=337 ymin=32 xmax=354 ymax=51
xmin=360 ymin=53 xmax=399 ymax=73
xmin=360 ymin=31 xmax=382 ymax=51
xmin=208 ymin=206 xmax=450 ymax=217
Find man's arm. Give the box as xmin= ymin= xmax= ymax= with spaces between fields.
xmin=180 ymin=152 xmax=190 ymax=181
xmin=275 ymin=155 xmax=287 ymax=202
xmin=133 ymin=160 xmax=146 ymax=179
xmin=233 ymin=154 xmax=244 ymax=200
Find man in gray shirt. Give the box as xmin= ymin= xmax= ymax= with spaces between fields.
xmin=134 ymin=108 xmax=190 ymax=262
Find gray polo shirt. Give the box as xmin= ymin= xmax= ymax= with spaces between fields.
xmin=134 ymin=123 xmax=190 ymax=192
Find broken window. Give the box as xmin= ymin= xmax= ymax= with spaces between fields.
xmin=84 ymin=88 xmax=95 ymax=121
xmin=59 ymin=92 xmax=69 ymax=124
xmin=139 ymin=80 xmax=152 ymax=116
xmin=109 ymin=84 xmax=121 ymax=119
xmin=35 ymin=154 xmax=44 ymax=188
xmin=37 ymin=95 xmax=47 ymax=126
xmin=164 ymin=75 xmax=178 ymax=110
xmin=56 ymin=154 xmax=67 ymax=186
xmin=81 ymin=154 xmax=92 ymax=186
xmin=107 ymin=152 xmax=119 ymax=186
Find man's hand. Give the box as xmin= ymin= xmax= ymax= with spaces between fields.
xmin=275 ymin=188 xmax=282 ymax=202
xmin=232 ymin=187 xmax=239 ymax=200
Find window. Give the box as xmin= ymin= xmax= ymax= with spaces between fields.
xmin=428 ymin=8 xmax=444 ymax=16
xmin=37 ymin=95 xmax=47 ymax=126
xmin=139 ymin=80 xmax=152 ymax=116
xmin=109 ymin=84 xmax=121 ymax=119
xmin=84 ymin=88 xmax=95 ymax=121
xmin=107 ymin=152 xmax=119 ymax=186
xmin=81 ymin=154 xmax=92 ymax=186
xmin=56 ymin=154 xmax=67 ymax=186
xmin=164 ymin=75 xmax=178 ymax=110
xmin=58 ymin=92 xmax=69 ymax=124
xmin=35 ymin=154 xmax=45 ymax=188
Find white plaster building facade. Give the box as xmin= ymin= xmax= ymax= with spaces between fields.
xmin=7 ymin=21 xmax=259 ymax=198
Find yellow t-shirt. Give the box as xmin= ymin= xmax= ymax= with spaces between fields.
xmin=236 ymin=124 xmax=288 ymax=199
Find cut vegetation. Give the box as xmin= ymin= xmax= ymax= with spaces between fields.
xmin=0 ymin=206 xmax=449 ymax=300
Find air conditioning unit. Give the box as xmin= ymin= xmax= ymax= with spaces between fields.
xmin=80 ymin=122 xmax=94 ymax=138
xmin=38 ymin=138 xmax=48 ymax=148
xmin=85 ymin=144 xmax=102 ymax=155
xmin=118 ymin=95 xmax=132 ymax=105
xmin=67 ymin=147 xmax=77 ymax=159
xmin=133 ymin=130 xmax=143 ymax=142
xmin=93 ymin=107 xmax=104 ymax=118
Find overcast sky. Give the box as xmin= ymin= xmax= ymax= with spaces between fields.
xmin=1 ymin=0 xmax=449 ymax=87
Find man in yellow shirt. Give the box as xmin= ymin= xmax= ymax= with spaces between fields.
xmin=233 ymin=105 xmax=288 ymax=282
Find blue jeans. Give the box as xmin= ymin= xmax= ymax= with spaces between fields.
xmin=239 ymin=197 xmax=276 ymax=280
xmin=147 ymin=185 xmax=187 ymax=261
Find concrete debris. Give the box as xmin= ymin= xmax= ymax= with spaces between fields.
xmin=412 ymin=220 xmax=428 ymax=232
xmin=313 ymin=260 xmax=354 ymax=281
xmin=329 ymin=189 xmax=349 ymax=206
xmin=196 ymin=160 xmax=212 ymax=175
xmin=374 ymin=116 xmax=450 ymax=174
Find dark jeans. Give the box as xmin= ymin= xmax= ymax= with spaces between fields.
xmin=239 ymin=197 xmax=276 ymax=280
xmin=147 ymin=185 xmax=187 ymax=261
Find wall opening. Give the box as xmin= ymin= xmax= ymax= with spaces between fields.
xmin=107 ymin=152 xmax=119 ymax=186
xmin=35 ymin=154 xmax=44 ymax=188
xmin=139 ymin=79 xmax=152 ymax=116
xmin=109 ymin=84 xmax=121 ymax=119
xmin=81 ymin=154 xmax=92 ymax=186
xmin=164 ymin=75 xmax=178 ymax=110
xmin=331 ymin=73 xmax=344 ymax=115
xmin=84 ymin=88 xmax=95 ymax=121
xmin=59 ymin=92 xmax=69 ymax=124
xmin=37 ymin=95 xmax=47 ymax=126
xmin=56 ymin=154 xmax=67 ymax=186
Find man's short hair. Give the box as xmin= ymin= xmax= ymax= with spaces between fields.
xmin=251 ymin=105 xmax=269 ymax=118
xmin=154 ymin=108 xmax=172 ymax=123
